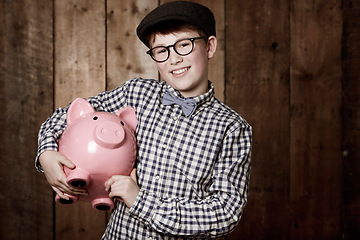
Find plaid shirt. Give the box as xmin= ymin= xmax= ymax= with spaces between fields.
xmin=36 ymin=78 xmax=252 ymax=239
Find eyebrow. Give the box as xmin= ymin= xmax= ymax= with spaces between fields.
xmin=151 ymin=36 xmax=192 ymax=49
xmin=151 ymin=35 xmax=189 ymax=48
xmin=152 ymin=39 xmax=173 ymax=48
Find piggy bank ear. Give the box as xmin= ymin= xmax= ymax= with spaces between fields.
xmin=67 ymin=98 xmax=95 ymax=126
xmin=116 ymin=107 xmax=137 ymax=132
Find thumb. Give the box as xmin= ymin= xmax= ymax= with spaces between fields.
xmin=130 ymin=168 xmax=137 ymax=182
xmin=60 ymin=156 xmax=76 ymax=169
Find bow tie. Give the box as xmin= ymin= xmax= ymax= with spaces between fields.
xmin=162 ymin=89 xmax=197 ymax=117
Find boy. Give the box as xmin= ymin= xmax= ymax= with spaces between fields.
xmin=36 ymin=1 xmax=252 ymax=239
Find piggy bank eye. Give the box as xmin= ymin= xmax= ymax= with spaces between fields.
xmin=93 ymin=116 xmax=98 ymax=120
xmin=120 ymin=121 xmax=124 ymax=126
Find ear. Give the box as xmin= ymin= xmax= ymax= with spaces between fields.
xmin=115 ymin=107 xmax=137 ymax=132
xmin=207 ymin=36 xmax=217 ymax=59
xmin=67 ymin=98 xmax=95 ymax=126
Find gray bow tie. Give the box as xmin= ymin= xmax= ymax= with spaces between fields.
xmin=162 ymin=90 xmax=197 ymax=117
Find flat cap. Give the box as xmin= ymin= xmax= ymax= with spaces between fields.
xmin=136 ymin=1 xmax=216 ymax=47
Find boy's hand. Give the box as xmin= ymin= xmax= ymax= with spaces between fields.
xmin=39 ymin=150 xmax=88 ymax=200
xmin=105 ymin=168 xmax=140 ymax=208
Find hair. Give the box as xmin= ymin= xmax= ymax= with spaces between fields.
xmin=144 ymin=20 xmax=208 ymax=47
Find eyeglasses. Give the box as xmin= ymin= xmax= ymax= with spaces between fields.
xmin=146 ymin=37 xmax=206 ymax=63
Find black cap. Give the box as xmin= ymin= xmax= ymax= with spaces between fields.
xmin=136 ymin=1 xmax=216 ymax=47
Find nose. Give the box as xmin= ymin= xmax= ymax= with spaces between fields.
xmin=94 ymin=121 xmax=125 ymax=149
xmin=169 ymin=47 xmax=183 ymax=65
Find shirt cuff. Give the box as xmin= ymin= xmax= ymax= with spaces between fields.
xmin=35 ymin=134 xmax=59 ymax=172
xmin=129 ymin=189 xmax=158 ymax=226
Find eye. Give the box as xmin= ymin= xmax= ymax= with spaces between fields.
xmin=120 ymin=121 xmax=124 ymax=126
xmin=93 ymin=116 xmax=98 ymax=120
xmin=179 ymin=42 xmax=190 ymax=48
xmin=154 ymin=47 xmax=167 ymax=55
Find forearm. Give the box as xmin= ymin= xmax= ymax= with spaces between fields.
xmin=35 ymin=107 xmax=68 ymax=172
xmin=129 ymin=187 xmax=247 ymax=238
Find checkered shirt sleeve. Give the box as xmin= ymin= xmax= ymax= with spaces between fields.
xmin=36 ymin=107 xmax=68 ymax=172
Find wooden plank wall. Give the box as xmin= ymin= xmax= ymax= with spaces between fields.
xmin=0 ymin=0 xmax=54 ymax=239
xmin=225 ymin=0 xmax=292 ymax=238
xmin=0 ymin=0 xmax=359 ymax=239
xmin=342 ymin=0 xmax=360 ymax=239
xmin=289 ymin=1 xmax=342 ymax=239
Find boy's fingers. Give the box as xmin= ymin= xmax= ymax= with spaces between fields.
xmin=105 ymin=177 xmax=115 ymax=191
xmin=105 ymin=175 xmax=127 ymax=191
xmin=105 ymin=176 xmax=122 ymax=191
xmin=52 ymin=187 xmax=69 ymax=200
xmin=60 ymin=158 xmax=75 ymax=169
xmin=53 ymin=176 xmax=87 ymax=195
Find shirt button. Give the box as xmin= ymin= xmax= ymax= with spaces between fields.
xmin=155 ymin=175 xmax=160 ymax=180
xmin=171 ymin=113 xmax=178 ymax=120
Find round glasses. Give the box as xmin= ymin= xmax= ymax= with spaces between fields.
xmin=146 ymin=37 xmax=205 ymax=63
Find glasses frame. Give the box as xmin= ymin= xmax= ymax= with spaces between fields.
xmin=146 ymin=36 xmax=206 ymax=63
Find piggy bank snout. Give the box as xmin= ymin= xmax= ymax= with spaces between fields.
xmin=94 ymin=121 xmax=125 ymax=149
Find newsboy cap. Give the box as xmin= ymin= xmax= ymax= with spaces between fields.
xmin=136 ymin=1 xmax=216 ymax=47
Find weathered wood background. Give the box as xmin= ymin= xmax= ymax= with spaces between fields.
xmin=1 ymin=0 xmax=359 ymax=239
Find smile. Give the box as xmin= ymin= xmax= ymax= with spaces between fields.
xmin=171 ymin=67 xmax=190 ymax=75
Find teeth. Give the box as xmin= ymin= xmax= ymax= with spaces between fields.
xmin=172 ymin=67 xmax=189 ymax=74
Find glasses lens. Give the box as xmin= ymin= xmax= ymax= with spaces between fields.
xmin=151 ymin=47 xmax=168 ymax=62
xmin=175 ymin=39 xmax=193 ymax=55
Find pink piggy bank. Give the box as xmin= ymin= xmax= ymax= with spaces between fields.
xmin=55 ymin=98 xmax=137 ymax=211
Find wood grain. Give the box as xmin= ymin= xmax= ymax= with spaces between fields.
xmin=0 ymin=0 xmax=54 ymax=239
xmin=342 ymin=0 xmax=360 ymax=239
xmin=54 ymin=0 xmax=106 ymax=108
xmin=290 ymin=0 xmax=342 ymax=239
xmin=225 ymin=0 xmax=291 ymax=239
xmin=106 ymin=0 xmax=158 ymax=90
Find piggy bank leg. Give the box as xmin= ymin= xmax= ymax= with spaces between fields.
xmin=92 ymin=198 xmax=114 ymax=211
xmin=55 ymin=194 xmax=79 ymax=205
xmin=66 ymin=168 xmax=91 ymax=188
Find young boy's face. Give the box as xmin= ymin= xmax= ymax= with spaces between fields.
xmin=150 ymin=29 xmax=217 ymax=97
